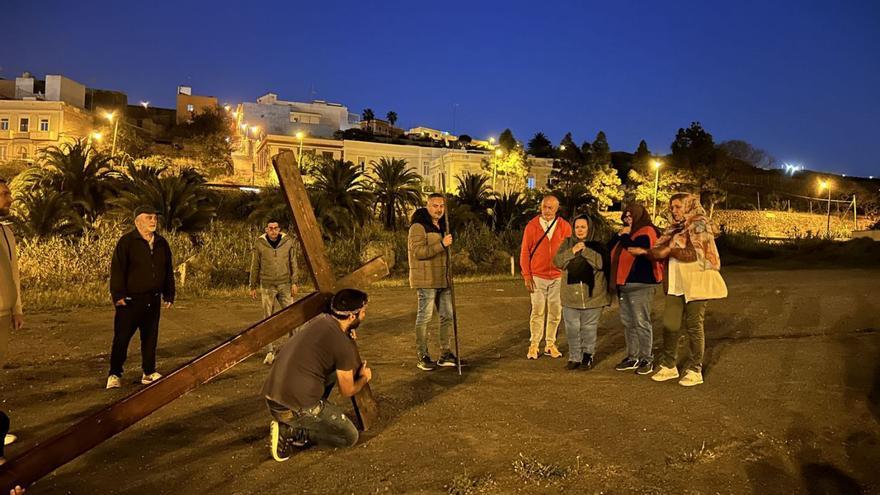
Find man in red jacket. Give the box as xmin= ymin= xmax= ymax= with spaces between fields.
xmin=519 ymin=195 xmax=572 ymax=360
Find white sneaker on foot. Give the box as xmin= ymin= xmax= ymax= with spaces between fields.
xmin=679 ymin=370 xmax=704 ymax=387
xmin=141 ymin=372 xmax=162 ymax=385
xmin=651 ymin=365 xmax=680 ymax=382
xmin=106 ymin=375 xmax=121 ymax=389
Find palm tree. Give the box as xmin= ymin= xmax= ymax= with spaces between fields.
xmin=12 ymin=189 xmax=85 ymax=237
xmin=369 ymin=157 xmax=422 ymax=230
xmin=247 ymin=186 xmax=291 ymax=226
xmin=455 ymin=172 xmax=492 ymax=220
xmin=489 ymin=191 xmax=529 ymax=232
xmin=309 ymin=159 xmax=373 ymax=235
xmin=38 ymin=139 xmax=117 ymax=221
xmin=386 ymin=111 xmax=398 ymax=127
xmin=112 ymin=163 xmax=217 ymax=235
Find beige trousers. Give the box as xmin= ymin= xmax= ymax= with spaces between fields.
xmin=529 ymin=276 xmax=562 ymax=346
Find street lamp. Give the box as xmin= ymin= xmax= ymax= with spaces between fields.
xmin=104 ymin=112 xmax=119 ymax=156
xmin=87 ymin=131 xmax=102 ymax=147
xmin=140 ymin=101 xmax=150 ymax=109
xmin=651 ymin=160 xmax=663 ymax=220
xmin=492 ymin=147 xmax=503 ymax=191
xmin=818 ymin=180 xmax=832 ymax=238
xmin=295 ymin=131 xmax=306 ymax=168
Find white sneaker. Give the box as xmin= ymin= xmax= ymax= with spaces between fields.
xmin=4 ymin=433 xmax=16 ymax=446
xmin=679 ymin=370 xmax=704 ymax=387
xmin=263 ymin=352 xmax=275 ymax=365
xmin=141 ymin=372 xmax=162 ymax=385
xmin=651 ymin=365 xmax=680 ymax=382
xmin=106 ymin=375 xmax=121 ymax=389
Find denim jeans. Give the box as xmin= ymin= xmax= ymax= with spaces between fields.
xmin=414 ymin=288 xmax=453 ymax=358
xmin=261 ymin=283 xmax=294 ymax=352
xmin=618 ymin=283 xmax=657 ymax=361
xmin=562 ymin=306 xmax=602 ymax=361
xmin=529 ymin=277 xmax=562 ymax=346
xmin=267 ymin=399 xmax=359 ymax=448
xmin=659 ymin=295 xmax=708 ymax=372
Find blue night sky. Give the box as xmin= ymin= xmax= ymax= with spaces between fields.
xmin=4 ymin=1 xmax=879 ymax=177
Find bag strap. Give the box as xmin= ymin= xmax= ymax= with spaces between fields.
xmin=528 ymin=217 xmax=558 ymax=261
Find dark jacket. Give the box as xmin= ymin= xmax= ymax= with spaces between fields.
xmin=607 ymin=231 xmax=660 ymax=285
xmin=110 ymin=229 xmax=175 ymax=303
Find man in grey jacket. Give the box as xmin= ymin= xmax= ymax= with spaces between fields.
xmin=249 ymin=219 xmax=298 ymax=365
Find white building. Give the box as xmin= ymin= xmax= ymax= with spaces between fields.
xmin=238 ymin=93 xmax=359 ymax=139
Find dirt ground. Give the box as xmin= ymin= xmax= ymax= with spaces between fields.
xmin=1 ymin=266 xmax=879 ymax=494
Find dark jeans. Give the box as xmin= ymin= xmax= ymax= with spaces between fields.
xmin=1 ymin=410 xmax=8 ymax=457
xmin=110 ymin=293 xmax=161 ymax=377
xmin=267 ymin=399 xmax=359 ymax=448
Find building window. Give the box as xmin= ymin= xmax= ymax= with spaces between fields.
xmin=40 ymin=118 xmax=50 ymax=131
xmin=527 ymin=176 xmax=536 ymax=189
xmin=186 ymin=104 xmax=194 ymax=112
xmin=18 ymin=147 xmax=28 ymax=160
xmin=19 ymin=118 xmax=29 ymax=132
xmin=322 ymin=151 xmax=333 ymax=159
xmin=0 ymin=119 xmax=8 ymax=130
xmin=0 ymin=146 xmax=6 ymax=160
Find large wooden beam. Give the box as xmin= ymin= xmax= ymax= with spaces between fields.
xmin=0 ymin=258 xmax=388 ymax=492
xmin=273 ymin=151 xmax=336 ymax=292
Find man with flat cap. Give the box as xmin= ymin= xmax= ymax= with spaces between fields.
xmin=106 ymin=205 xmax=175 ymax=389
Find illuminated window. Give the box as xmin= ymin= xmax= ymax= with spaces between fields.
xmin=0 ymin=118 xmax=8 ymax=130
xmin=40 ymin=118 xmax=50 ymax=131
xmin=186 ymin=104 xmax=194 ymax=112
xmin=19 ymin=118 xmax=29 ymax=132
xmin=527 ymin=176 xmax=536 ymax=189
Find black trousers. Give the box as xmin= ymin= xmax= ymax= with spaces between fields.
xmin=1 ymin=410 xmax=9 ymax=457
xmin=109 ymin=294 xmax=161 ymax=377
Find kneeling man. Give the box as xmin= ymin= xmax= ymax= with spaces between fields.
xmin=262 ymin=288 xmax=372 ymax=461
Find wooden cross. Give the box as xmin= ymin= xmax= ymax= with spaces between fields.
xmin=0 ymin=150 xmax=387 ymax=491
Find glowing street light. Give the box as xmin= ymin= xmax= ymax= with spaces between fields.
xmin=651 ymin=160 xmax=663 ymax=220
xmin=488 ymin=137 xmax=495 ymax=144
xmin=104 ymin=111 xmax=119 ymax=156
xmin=295 ymin=131 xmax=306 ymax=165
xmin=140 ymin=101 xmax=150 ymax=109
xmin=818 ymin=179 xmax=832 ymax=237
xmin=87 ymin=131 xmax=103 ymax=146
xmin=559 ymin=144 xmax=566 ymax=151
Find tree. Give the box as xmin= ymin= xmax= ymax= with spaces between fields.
xmin=498 ymin=128 xmax=517 ymax=153
xmin=369 ymin=157 xmax=422 ymax=230
xmin=485 ymin=145 xmax=529 ymax=195
xmin=38 ymin=140 xmax=118 ymax=222
xmin=362 ymin=108 xmax=375 ymax=123
xmin=557 ymin=132 xmax=584 ymax=163
xmin=247 ymin=186 xmax=291 ymax=226
xmin=112 ymin=163 xmax=217 ymax=235
xmin=626 ymin=167 xmax=695 ymax=215
xmin=454 ymin=172 xmax=493 ymax=225
xmin=586 ymin=163 xmax=623 ymax=211
xmin=457 ymin=134 xmax=473 ymax=148
xmin=489 ymin=191 xmax=530 ymax=232
xmin=11 ymin=188 xmax=85 ymax=237
xmin=309 ymin=159 xmax=373 ymax=235
xmin=671 ymin=122 xmax=729 ymax=217
xmin=527 ymin=132 xmax=554 ymax=158
xmin=633 ymin=140 xmax=651 ymax=168
xmin=719 ymin=140 xmax=776 ymax=169
xmin=590 ymin=131 xmax=611 ymax=168
xmin=386 ymin=111 xmax=398 ymax=127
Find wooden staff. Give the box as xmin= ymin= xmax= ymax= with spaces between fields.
xmin=439 ymin=173 xmax=462 ymax=375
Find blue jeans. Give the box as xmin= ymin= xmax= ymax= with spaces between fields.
xmin=618 ymin=283 xmax=657 ymax=361
xmin=562 ymin=306 xmax=602 ymax=361
xmin=414 ymin=288 xmax=453 ymax=358
xmin=267 ymin=399 xmax=359 ymax=448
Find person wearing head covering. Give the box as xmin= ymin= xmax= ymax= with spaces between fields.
xmin=607 ymin=203 xmax=663 ymax=376
xmin=105 ymin=205 xmax=175 ymax=390
xmin=263 ymin=288 xmax=372 ymax=461
xmin=552 ymin=214 xmax=611 ymax=370
xmin=627 ymin=193 xmax=727 ymax=387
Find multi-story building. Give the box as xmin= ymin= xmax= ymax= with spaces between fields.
xmin=0 ymin=73 xmax=94 ymax=163
xmin=176 ymin=86 xmax=218 ymax=125
xmin=237 ymin=93 xmax=359 ymax=139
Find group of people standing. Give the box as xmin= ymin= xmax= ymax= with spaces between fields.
xmin=519 ymin=193 xmax=728 ymax=387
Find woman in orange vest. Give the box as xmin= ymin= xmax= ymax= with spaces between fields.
xmin=608 ymin=204 xmax=664 ymax=376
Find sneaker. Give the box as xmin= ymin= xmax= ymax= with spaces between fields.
xmin=263 ymin=352 xmax=275 ymax=365
xmin=416 ymin=355 xmax=437 ymax=371
xmin=141 ymin=372 xmax=162 ymax=385
xmin=544 ymin=344 xmax=562 ymax=359
xmin=269 ymin=421 xmax=291 ymax=462
xmin=565 ymin=361 xmax=581 ymax=370
xmin=679 ymin=370 xmax=704 ymax=387
xmin=437 ymin=351 xmax=459 ymax=367
xmin=4 ymin=433 xmax=16 ymax=446
xmin=527 ymin=345 xmax=539 ymax=360
xmin=106 ymin=374 xmax=121 ymax=389
xmin=635 ymin=360 xmax=654 ymax=375
xmin=615 ymin=357 xmax=639 ymax=371
xmin=651 ymin=365 xmax=680 ymax=382
xmin=580 ymin=353 xmax=594 ymax=370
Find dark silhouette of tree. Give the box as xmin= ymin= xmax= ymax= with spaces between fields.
xmin=499 ymin=128 xmax=517 ymax=152
xmin=385 ymin=111 xmax=398 ymax=127
xmin=527 ymin=132 xmax=554 ymax=157
xmin=38 ymin=140 xmax=118 ymax=222
xmin=369 ymin=157 xmax=422 ymax=230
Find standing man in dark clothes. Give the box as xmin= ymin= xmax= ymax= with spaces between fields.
xmin=106 ymin=206 xmax=175 ymax=389
xmin=263 ymin=288 xmax=372 ymax=461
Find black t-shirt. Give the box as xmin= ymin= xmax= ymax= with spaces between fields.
xmin=261 ymin=314 xmax=359 ymax=410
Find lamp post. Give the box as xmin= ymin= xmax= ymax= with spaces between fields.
xmin=492 ymin=147 xmax=502 ymax=191
xmin=819 ymin=180 xmax=832 ymax=238
xmin=651 ymin=159 xmax=662 ymax=220
xmin=104 ymin=112 xmax=119 ymax=157
xmin=295 ymin=131 xmax=305 ymax=169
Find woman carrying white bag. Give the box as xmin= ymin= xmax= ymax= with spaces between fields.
xmin=626 ymin=193 xmax=727 ymax=387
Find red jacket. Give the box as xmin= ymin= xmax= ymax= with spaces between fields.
xmin=520 ymin=215 xmax=572 ymax=280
